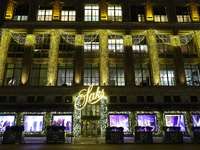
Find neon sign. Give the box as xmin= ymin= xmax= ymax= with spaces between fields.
xmin=74 ymin=85 xmax=107 ymax=110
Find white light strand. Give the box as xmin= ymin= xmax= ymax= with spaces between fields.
xmin=35 ymin=32 xmax=51 ymax=44
xmin=84 ymin=30 xmax=100 ymax=45
xmin=59 ymin=30 xmax=75 ymax=45
xmin=100 ymin=98 xmax=108 ymax=137
xmin=10 ymin=32 xmax=26 ymax=44
xmin=132 ymin=31 xmax=147 ymax=45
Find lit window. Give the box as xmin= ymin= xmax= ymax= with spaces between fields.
xmin=108 ymin=35 xmax=124 ymax=52
xmin=84 ymin=4 xmax=99 ymax=21
xmin=108 ymin=4 xmax=122 ymax=21
xmin=4 ymin=64 xmax=22 ymax=86
xmin=176 ymin=7 xmax=191 ymax=22
xmin=57 ymin=64 xmax=74 ymax=86
xmin=130 ymin=6 xmax=145 ymax=22
xmin=154 ymin=7 xmax=168 ymax=22
xmin=160 ymin=64 xmax=175 ymax=86
xmin=134 ymin=64 xmax=151 ymax=86
xmin=84 ymin=35 xmax=99 ymax=52
xmin=13 ymin=4 xmax=29 ymax=21
xmin=109 ymin=64 xmax=125 ymax=86
xmin=37 ymin=5 xmax=52 ymax=21
xmin=184 ymin=64 xmax=200 ymax=86
xmin=181 ymin=40 xmax=198 ymax=58
xmin=84 ymin=64 xmax=99 ymax=86
xmin=61 ymin=6 xmax=76 ymax=21
xmin=31 ymin=64 xmax=47 ymax=86
xmin=132 ymin=38 xmax=148 ymax=58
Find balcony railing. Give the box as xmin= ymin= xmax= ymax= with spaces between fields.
xmin=7 ymin=52 xmax=23 ymax=58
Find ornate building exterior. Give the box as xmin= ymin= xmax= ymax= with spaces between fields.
xmin=0 ymin=0 xmax=200 ymax=138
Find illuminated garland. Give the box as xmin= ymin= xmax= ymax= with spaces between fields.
xmin=100 ymin=98 xmax=108 ymax=137
xmin=135 ymin=111 xmax=161 ymax=136
xmin=132 ymin=31 xmax=147 ymax=45
xmin=73 ymin=96 xmax=81 ymax=137
xmin=10 ymin=31 xmax=26 ymax=44
xmin=20 ymin=112 xmax=46 ymax=136
xmin=194 ymin=31 xmax=200 ymax=63
xmin=47 ymin=30 xmax=59 ymax=86
xmin=109 ymin=111 xmax=132 ymax=135
xmin=163 ymin=111 xmax=189 ymax=135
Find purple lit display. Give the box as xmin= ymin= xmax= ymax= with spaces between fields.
xmin=165 ymin=114 xmax=186 ymax=132
xmin=109 ymin=115 xmax=129 ymax=132
xmin=0 ymin=115 xmax=15 ymax=132
xmin=137 ymin=115 xmax=157 ymax=132
xmin=52 ymin=115 xmax=72 ymax=132
xmin=24 ymin=115 xmax=44 ymax=132
xmin=192 ymin=115 xmax=200 ymax=127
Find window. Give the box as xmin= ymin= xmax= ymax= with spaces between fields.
xmin=13 ymin=4 xmax=29 ymax=21
xmin=27 ymin=96 xmax=34 ymax=103
xmin=120 ymin=96 xmax=127 ymax=103
xmin=84 ymin=64 xmax=99 ymax=86
xmin=34 ymin=34 xmax=50 ymax=58
xmin=31 ymin=64 xmax=47 ymax=86
xmin=108 ymin=35 xmax=124 ymax=52
xmin=176 ymin=7 xmax=191 ymax=22
xmin=109 ymin=64 xmax=125 ymax=86
xmin=8 ymin=37 xmax=25 ymax=58
xmin=137 ymin=96 xmax=144 ymax=103
xmin=130 ymin=6 xmax=145 ymax=22
xmin=173 ymin=96 xmax=181 ymax=102
xmin=184 ymin=64 xmax=200 ymax=86
xmin=190 ymin=96 xmax=198 ymax=102
xmin=55 ymin=96 xmax=62 ymax=103
xmin=160 ymin=64 xmax=175 ymax=86
xmin=61 ymin=6 xmax=76 ymax=21
xmin=4 ymin=64 xmax=22 ymax=86
xmin=134 ymin=64 xmax=151 ymax=86
xmin=59 ymin=35 xmax=75 ymax=52
xmin=108 ymin=4 xmax=122 ymax=21
xmin=37 ymin=96 xmax=44 ymax=103
xmin=153 ymin=7 xmax=168 ymax=22
xmin=132 ymin=38 xmax=148 ymax=58
xmin=57 ymin=64 xmax=74 ymax=86
xmin=181 ymin=40 xmax=197 ymax=58
xmin=147 ymin=96 xmax=154 ymax=102
xmin=37 ymin=5 xmax=53 ymax=21
xmin=9 ymin=96 xmax=16 ymax=103
xmin=84 ymin=35 xmax=99 ymax=52
xmin=84 ymin=4 xmax=99 ymax=21
xmin=0 ymin=96 xmax=7 ymax=103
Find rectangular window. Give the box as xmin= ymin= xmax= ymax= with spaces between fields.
xmin=55 ymin=96 xmax=62 ymax=103
xmin=132 ymin=38 xmax=148 ymax=58
xmin=176 ymin=7 xmax=191 ymax=22
xmin=8 ymin=38 xmax=25 ymax=58
xmin=37 ymin=5 xmax=53 ymax=21
xmin=84 ymin=35 xmax=99 ymax=52
xmin=61 ymin=6 xmax=76 ymax=21
xmin=9 ymin=96 xmax=17 ymax=103
xmin=173 ymin=96 xmax=181 ymax=102
xmin=27 ymin=96 xmax=35 ymax=103
xmin=84 ymin=4 xmax=99 ymax=21
xmin=137 ymin=96 xmax=144 ymax=103
xmin=31 ymin=64 xmax=47 ymax=86
xmin=0 ymin=96 xmax=7 ymax=103
xmin=134 ymin=64 xmax=151 ymax=86
xmin=108 ymin=35 xmax=124 ymax=52
xmin=109 ymin=64 xmax=125 ymax=86
xmin=184 ymin=64 xmax=200 ymax=86
xmin=153 ymin=7 xmax=168 ymax=22
xmin=108 ymin=4 xmax=122 ymax=21
xmin=84 ymin=64 xmax=99 ymax=86
xmin=160 ymin=64 xmax=175 ymax=86
xmin=37 ymin=96 xmax=44 ymax=103
xmin=147 ymin=96 xmax=154 ymax=102
xmin=4 ymin=64 xmax=22 ymax=86
xmin=13 ymin=4 xmax=29 ymax=21
xmin=181 ymin=40 xmax=197 ymax=58
xmin=190 ymin=96 xmax=198 ymax=102
xmin=130 ymin=6 xmax=145 ymax=22
xmin=57 ymin=64 xmax=74 ymax=86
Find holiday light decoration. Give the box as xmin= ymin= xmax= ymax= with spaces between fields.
xmin=73 ymin=96 xmax=81 ymax=137
xmin=100 ymin=98 xmax=108 ymax=137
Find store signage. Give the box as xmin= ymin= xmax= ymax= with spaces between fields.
xmin=74 ymin=85 xmax=107 ymax=110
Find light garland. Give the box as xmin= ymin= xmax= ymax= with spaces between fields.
xmin=108 ymin=111 xmax=133 ymax=135
xmin=84 ymin=30 xmax=100 ymax=44
xmin=194 ymin=31 xmax=200 ymax=62
xmin=10 ymin=32 xmax=26 ymax=44
xmin=134 ymin=111 xmax=161 ymax=136
xmin=163 ymin=111 xmax=189 ymax=135
xmin=132 ymin=31 xmax=147 ymax=45
xmin=100 ymin=98 xmax=108 ymax=137
xmin=20 ymin=112 xmax=46 ymax=136
xmin=0 ymin=29 xmax=10 ymax=86
xmin=47 ymin=30 xmax=59 ymax=86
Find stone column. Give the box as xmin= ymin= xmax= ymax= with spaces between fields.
xmin=146 ymin=30 xmax=161 ymax=85
xmin=53 ymin=0 xmax=61 ymax=21
xmin=190 ymin=0 xmax=199 ymax=22
xmin=124 ymin=34 xmax=135 ymax=85
xmin=0 ymin=29 xmax=11 ymax=86
xmin=21 ymin=34 xmax=35 ymax=85
xmin=74 ymin=33 xmax=84 ymax=85
xmin=46 ymin=30 xmax=60 ymax=86
xmin=100 ymin=0 xmax=108 ymax=21
xmin=145 ymin=0 xmax=154 ymax=22
xmin=99 ymin=29 xmax=109 ymax=86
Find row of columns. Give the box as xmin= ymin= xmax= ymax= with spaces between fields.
xmin=5 ymin=0 xmax=200 ymax=22
xmin=1 ymin=29 xmax=200 ymax=86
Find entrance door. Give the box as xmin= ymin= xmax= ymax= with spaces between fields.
xmin=81 ymin=120 xmax=101 ymax=137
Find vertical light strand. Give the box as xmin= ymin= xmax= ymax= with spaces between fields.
xmin=100 ymin=0 xmax=108 ymax=21
xmin=100 ymin=98 xmax=108 ymax=137
xmin=47 ymin=30 xmax=60 ymax=86
xmin=53 ymin=0 xmax=61 ymax=21
xmin=190 ymin=0 xmax=199 ymax=22
xmin=5 ymin=0 xmax=14 ymax=20
xmin=194 ymin=30 xmax=200 ymax=63
xmin=99 ymin=29 xmax=109 ymax=86
xmin=123 ymin=35 xmax=132 ymax=46
xmin=170 ymin=35 xmax=181 ymax=47
xmin=146 ymin=30 xmax=161 ymax=85
xmin=145 ymin=0 xmax=154 ymax=21
xmin=25 ymin=34 xmax=35 ymax=46
xmin=0 ymin=29 xmax=11 ymax=86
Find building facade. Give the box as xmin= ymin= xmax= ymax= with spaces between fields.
xmin=0 ymin=0 xmax=200 ymax=137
